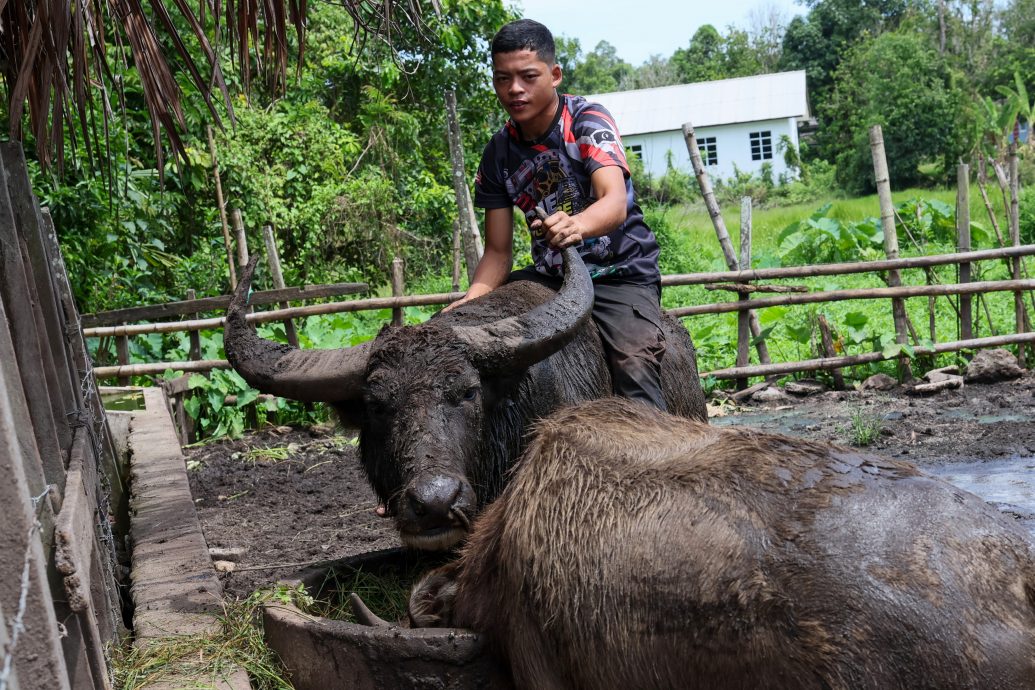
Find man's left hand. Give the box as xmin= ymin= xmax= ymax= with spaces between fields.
xmin=535 ymin=210 xmax=585 ymax=249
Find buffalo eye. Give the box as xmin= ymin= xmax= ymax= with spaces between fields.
xmin=365 ymin=393 xmax=393 ymax=417
xmin=462 ymin=386 xmax=480 ymax=402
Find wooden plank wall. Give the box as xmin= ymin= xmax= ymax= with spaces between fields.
xmin=0 ymin=143 xmax=124 ymax=690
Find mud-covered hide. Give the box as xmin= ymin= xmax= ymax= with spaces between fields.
xmin=412 ymin=398 xmax=1035 ymax=690
xmin=353 ymin=280 xmax=704 ymax=550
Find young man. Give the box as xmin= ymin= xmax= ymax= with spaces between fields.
xmin=447 ymin=18 xmax=667 ymax=410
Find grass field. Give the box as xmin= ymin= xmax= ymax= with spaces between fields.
xmin=657 ymin=186 xmax=1028 ymax=382
xmin=661 ymin=185 xmax=1011 ymax=263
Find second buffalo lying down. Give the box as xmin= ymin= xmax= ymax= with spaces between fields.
xmin=409 ymin=398 xmax=1035 ymax=690
xmin=224 ymin=249 xmax=707 ymax=550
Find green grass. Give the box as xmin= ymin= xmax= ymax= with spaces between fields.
xmin=840 ymin=403 xmax=887 ymax=446
xmin=661 ymin=185 xmax=1010 ymax=261
xmin=304 ymin=564 xmax=425 ymax=624
xmin=659 ymin=186 xmax=1029 ymax=382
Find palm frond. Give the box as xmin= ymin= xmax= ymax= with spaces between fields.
xmin=0 ymin=0 xmax=435 ymax=170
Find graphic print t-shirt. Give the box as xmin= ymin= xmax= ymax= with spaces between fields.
xmin=474 ymin=94 xmax=660 ymax=284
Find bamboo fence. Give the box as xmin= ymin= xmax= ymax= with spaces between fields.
xmin=88 ymin=243 xmax=1035 ymax=381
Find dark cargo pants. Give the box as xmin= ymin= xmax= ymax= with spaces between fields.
xmin=508 ymin=267 xmax=668 ymax=411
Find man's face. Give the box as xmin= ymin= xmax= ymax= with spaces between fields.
xmin=491 ymin=49 xmax=562 ymax=138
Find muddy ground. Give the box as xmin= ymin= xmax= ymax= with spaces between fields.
xmin=188 ymin=370 xmax=1035 ymax=599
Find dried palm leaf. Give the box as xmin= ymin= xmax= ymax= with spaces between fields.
xmin=0 ymin=0 xmax=435 ymax=170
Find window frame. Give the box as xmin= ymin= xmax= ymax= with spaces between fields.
xmin=749 ymin=130 xmax=773 ymax=161
xmin=697 ymin=136 xmax=718 ymax=166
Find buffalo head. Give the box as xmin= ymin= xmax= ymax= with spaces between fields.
xmin=224 ymin=249 xmax=594 ymax=549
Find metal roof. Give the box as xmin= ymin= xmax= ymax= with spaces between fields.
xmin=585 ymin=70 xmax=810 ymax=136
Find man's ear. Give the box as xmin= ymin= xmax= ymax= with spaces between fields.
xmin=551 ymin=62 xmax=562 ymax=89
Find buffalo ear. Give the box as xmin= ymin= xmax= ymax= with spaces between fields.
xmin=331 ymin=400 xmax=364 ymax=429
xmin=408 ymin=565 xmax=460 ymax=628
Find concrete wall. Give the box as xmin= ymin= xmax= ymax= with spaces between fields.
xmin=623 ymin=117 xmax=800 ymax=182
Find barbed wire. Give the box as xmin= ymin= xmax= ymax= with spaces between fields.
xmin=0 ymin=486 xmax=52 ymax=690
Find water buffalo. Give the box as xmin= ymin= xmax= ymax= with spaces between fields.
xmin=408 ymin=398 xmax=1035 ymax=690
xmin=224 ymin=249 xmax=707 ymax=550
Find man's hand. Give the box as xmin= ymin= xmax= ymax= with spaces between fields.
xmin=531 ymin=210 xmax=586 ymax=249
xmin=442 ymin=295 xmax=472 ymax=313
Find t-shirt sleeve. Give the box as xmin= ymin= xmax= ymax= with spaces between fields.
xmin=572 ymin=103 xmax=630 ymax=177
xmin=473 ymin=137 xmax=512 ymax=209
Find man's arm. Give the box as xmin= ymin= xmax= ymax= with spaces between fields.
xmin=535 ymin=165 xmax=627 ymax=249
xmin=444 ymin=206 xmax=514 ymax=311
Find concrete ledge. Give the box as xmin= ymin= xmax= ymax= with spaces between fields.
xmin=128 ymin=387 xmax=252 ymax=689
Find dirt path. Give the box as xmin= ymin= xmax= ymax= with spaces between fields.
xmin=188 ymin=371 xmax=1035 ymax=599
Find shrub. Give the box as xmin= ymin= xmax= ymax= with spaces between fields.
xmin=627 ymin=150 xmax=698 ymax=206
xmin=1021 ymin=186 xmax=1035 ymax=244
xmin=778 ymin=203 xmax=884 ymax=264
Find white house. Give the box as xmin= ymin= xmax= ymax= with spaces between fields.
xmin=586 ymin=70 xmax=811 ymax=182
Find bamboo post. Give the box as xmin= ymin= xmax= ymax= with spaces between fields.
xmin=116 ymin=332 xmax=130 ymax=386
xmin=682 ymin=122 xmax=772 ymax=366
xmin=451 ymin=218 xmax=462 ymax=293
xmin=185 ymin=289 xmax=200 ymax=443
xmin=186 ymin=289 xmax=201 ymax=361
xmin=391 ymin=257 xmax=405 ymax=327
xmin=207 ymin=125 xmax=237 ymax=290
xmin=817 ymin=314 xmax=845 ymax=390
xmin=991 ymin=155 xmax=1035 ymax=316
xmin=736 ymin=197 xmax=752 ymax=390
xmin=1008 ymin=143 xmax=1028 ymax=366
xmin=868 ymin=125 xmax=912 ymax=380
xmin=445 ymin=89 xmax=483 ymax=280
xmin=233 ymin=208 xmax=249 ymax=269
xmin=261 ymin=224 xmax=299 ymax=347
xmin=957 ymin=163 xmax=973 ymax=342
xmin=976 ymin=162 xmax=1006 ymax=247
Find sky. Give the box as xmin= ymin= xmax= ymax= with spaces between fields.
xmin=512 ymin=0 xmax=805 ymax=67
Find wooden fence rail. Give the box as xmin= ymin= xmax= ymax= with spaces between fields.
xmin=703 ymin=332 xmax=1035 ymax=380
xmin=82 ymin=246 xmax=1035 ymax=341
xmin=81 ymin=280 xmax=368 ymax=328
xmin=660 ymin=244 xmax=1035 ymax=286
xmin=0 ymin=143 xmax=122 ymax=690
xmin=89 ymin=249 xmax=1035 ymax=382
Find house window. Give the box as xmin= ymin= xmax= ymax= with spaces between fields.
xmin=750 ymin=131 xmax=773 ymax=161
xmin=698 ymin=137 xmax=718 ymax=166
xmin=626 ymin=144 xmax=643 ymax=161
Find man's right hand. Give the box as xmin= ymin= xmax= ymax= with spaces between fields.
xmin=442 ymin=296 xmax=472 ymax=313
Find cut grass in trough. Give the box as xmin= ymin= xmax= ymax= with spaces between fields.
xmin=302 ymin=562 xmax=427 ymax=624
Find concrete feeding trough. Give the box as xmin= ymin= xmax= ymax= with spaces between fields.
xmin=264 ymin=547 xmax=511 ymax=690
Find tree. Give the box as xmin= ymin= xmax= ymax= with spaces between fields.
xmin=671 ymin=25 xmax=726 ymax=83
xmin=780 ymin=0 xmax=916 ymax=100
xmin=819 ymin=30 xmax=967 ymax=193
xmin=986 ymin=0 xmax=1035 ymax=100
xmin=1 ymin=0 xmax=433 ymax=169
xmin=564 ymin=41 xmax=634 ymax=94
xmin=619 ymin=56 xmax=681 ymax=90
xmin=746 ymin=3 xmax=790 ymax=73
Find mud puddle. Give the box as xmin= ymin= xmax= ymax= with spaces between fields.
xmin=926 ymin=458 xmax=1035 ymax=535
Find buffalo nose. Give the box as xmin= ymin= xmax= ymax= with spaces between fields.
xmin=406 ymin=475 xmax=462 ymax=520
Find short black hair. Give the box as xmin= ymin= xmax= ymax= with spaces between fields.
xmin=490 ymin=19 xmax=555 ymax=64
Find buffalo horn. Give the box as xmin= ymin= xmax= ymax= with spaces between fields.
xmin=454 ymin=246 xmax=595 ymax=373
xmin=349 ymin=592 xmax=392 ymax=627
xmin=223 ymin=257 xmax=370 ymax=402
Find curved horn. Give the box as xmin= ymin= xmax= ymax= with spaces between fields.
xmin=223 ymin=256 xmax=370 ymax=402
xmin=349 ymin=592 xmax=392 ymax=627
xmin=454 ymin=246 xmax=594 ymax=373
